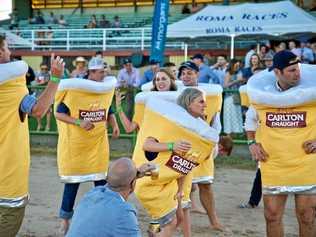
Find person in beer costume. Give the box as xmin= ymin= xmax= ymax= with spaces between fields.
xmin=133 ymin=88 xmax=219 ymax=237
xmin=55 ymin=57 xmax=116 ymax=234
xmin=115 ymin=68 xmax=177 ymax=133
xmin=0 ymin=35 xmax=64 ymax=237
xmin=246 ymin=50 xmax=316 ymax=237
xmin=178 ymin=61 xmax=224 ymax=231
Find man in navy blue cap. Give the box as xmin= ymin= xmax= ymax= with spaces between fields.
xmin=191 ymin=53 xmax=220 ymax=84
xmin=178 ymin=61 xmax=200 ymax=86
xmin=245 ymin=50 xmax=316 ymax=237
xmin=140 ymin=59 xmax=160 ymax=86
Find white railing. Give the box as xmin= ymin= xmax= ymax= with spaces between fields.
xmin=8 ymin=27 xmax=185 ymax=50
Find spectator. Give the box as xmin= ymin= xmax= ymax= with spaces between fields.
xmin=182 ymin=3 xmax=191 ymax=14
xmin=288 ymin=40 xmax=301 ymax=57
xmin=117 ymin=58 xmax=141 ymax=88
xmin=163 ymin=62 xmax=177 ymax=78
xmin=211 ymin=55 xmax=228 ymax=86
xmin=58 ymin=15 xmax=68 ymax=27
xmin=242 ymin=53 xmax=262 ymax=82
xmin=34 ymin=62 xmax=52 ymax=131
xmin=9 ymin=8 xmax=19 ymax=28
xmin=35 ymin=11 xmax=45 ymax=24
xmin=99 ymin=15 xmax=111 ymax=28
xmin=47 ymin=12 xmax=58 ymax=24
xmin=244 ymin=45 xmax=256 ymax=68
xmin=223 ymin=59 xmax=244 ymax=135
xmin=90 ymin=15 xmax=97 ymax=28
xmin=191 ymin=53 xmax=220 ymax=84
xmin=140 ymin=59 xmax=160 ymax=86
xmin=262 ymin=53 xmax=273 ymax=68
xmin=300 ymin=40 xmax=314 ymax=64
xmin=71 ymin=57 xmax=88 ymax=79
xmin=112 ymin=15 xmax=121 ymax=28
xmin=66 ymin=158 xmax=155 ymax=237
xmin=258 ymin=44 xmax=268 ymax=61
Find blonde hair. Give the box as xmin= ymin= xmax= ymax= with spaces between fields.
xmin=177 ymin=88 xmax=204 ymax=113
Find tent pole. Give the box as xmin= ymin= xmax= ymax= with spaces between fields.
xmin=184 ymin=43 xmax=188 ymax=61
xmin=230 ymin=34 xmax=235 ymax=59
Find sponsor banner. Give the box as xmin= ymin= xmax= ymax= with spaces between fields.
xmin=79 ymin=109 xmax=106 ymax=122
xmin=165 ymin=153 xmax=198 ymax=175
xmin=150 ymin=0 xmax=169 ymax=63
xmin=266 ymin=111 xmax=306 ymax=128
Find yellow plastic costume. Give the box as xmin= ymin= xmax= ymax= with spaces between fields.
xmin=0 ymin=61 xmax=30 ymax=207
xmin=247 ymin=64 xmax=316 ymax=194
xmin=55 ymin=77 xmax=116 ymax=183
xmin=239 ymin=85 xmax=250 ymax=107
xmin=133 ymin=98 xmax=219 ymax=222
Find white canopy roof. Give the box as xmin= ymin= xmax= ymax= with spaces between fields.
xmin=168 ymin=1 xmax=316 ymax=38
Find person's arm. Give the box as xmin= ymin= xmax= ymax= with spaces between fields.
xmin=29 ymin=54 xmax=64 ymax=118
xmin=245 ymin=106 xmax=268 ymax=162
xmin=143 ymin=137 xmax=191 ymax=154
xmin=107 ymin=112 xmax=120 ymax=139
xmin=209 ymin=69 xmax=220 ymax=84
xmin=210 ymin=112 xmax=222 ymax=134
xmin=55 ymin=103 xmax=95 ymax=131
xmin=115 ymin=90 xmax=138 ymax=133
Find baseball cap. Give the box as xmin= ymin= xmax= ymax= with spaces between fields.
xmin=178 ymin=61 xmax=199 ymax=78
xmin=191 ymin=53 xmax=204 ymax=61
xmin=269 ymin=50 xmax=300 ymax=71
xmin=123 ymin=58 xmax=132 ymax=64
xmin=262 ymin=53 xmax=273 ymax=61
xmin=88 ymin=57 xmax=104 ymax=70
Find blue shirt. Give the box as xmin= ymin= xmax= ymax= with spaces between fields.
xmin=198 ymin=64 xmax=220 ymax=84
xmin=20 ymin=94 xmax=37 ymax=114
xmin=66 ymin=186 xmax=141 ymax=237
xmin=140 ymin=68 xmax=154 ymax=86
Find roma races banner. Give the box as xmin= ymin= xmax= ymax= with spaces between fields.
xmin=150 ymin=0 xmax=169 ymax=64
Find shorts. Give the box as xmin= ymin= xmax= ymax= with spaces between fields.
xmin=0 ymin=206 xmax=25 ymax=237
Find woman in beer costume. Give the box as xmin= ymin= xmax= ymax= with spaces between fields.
xmin=115 ymin=68 xmax=177 ymax=133
xmin=133 ymin=88 xmax=219 ymax=237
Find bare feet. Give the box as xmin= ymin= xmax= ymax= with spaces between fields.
xmin=211 ymin=223 xmax=225 ymax=231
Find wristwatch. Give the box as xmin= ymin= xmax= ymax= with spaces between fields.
xmin=247 ymin=139 xmax=257 ymax=146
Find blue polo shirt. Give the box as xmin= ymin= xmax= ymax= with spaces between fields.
xmin=198 ymin=64 xmax=220 ymax=84
xmin=66 ymin=185 xmax=141 ymax=237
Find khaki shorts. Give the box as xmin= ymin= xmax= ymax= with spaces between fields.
xmin=0 ymin=206 xmax=25 ymax=237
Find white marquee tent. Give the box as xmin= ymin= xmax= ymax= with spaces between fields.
xmin=167 ymin=0 xmax=316 ymax=57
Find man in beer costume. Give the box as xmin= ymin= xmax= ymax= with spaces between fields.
xmin=55 ymin=57 xmax=116 ymax=234
xmin=133 ymin=90 xmax=219 ymax=237
xmin=178 ymin=61 xmax=223 ymax=230
xmin=246 ymin=50 xmax=316 ymax=237
xmin=0 ymin=36 xmax=64 ymax=236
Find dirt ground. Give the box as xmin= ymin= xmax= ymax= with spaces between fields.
xmin=18 ymin=154 xmax=299 ymax=237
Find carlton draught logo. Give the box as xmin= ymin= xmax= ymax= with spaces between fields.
xmin=165 ymin=150 xmax=200 ymax=175
xmin=79 ymin=102 xmax=106 ymax=123
xmin=266 ymin=111 xmax=306 ymax=128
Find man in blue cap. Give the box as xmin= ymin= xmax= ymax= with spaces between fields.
xmin=245 ymin=50 xmax=316 ymax=237
xmin=191 ymin=53 xmax=220 ymax=84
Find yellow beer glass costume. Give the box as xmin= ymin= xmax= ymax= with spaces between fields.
xmin=133 ymin=98 xmax=219 ymax=223
xmin=0 ymin=61 xmax=30 ymax=207
xmin=247 ymin=64 xmax=316 ymax=194
xmin=239 ymin=85 xmax=250 ymax=107
xmin=55 ymin=77 xmax=116 ymax=183
xmin=133 ymin=91 xmax=179 ymax=126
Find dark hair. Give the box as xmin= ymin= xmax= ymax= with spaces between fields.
xmin=226 ymin=59 xmax=240 ymax=75
xmin=249 ymin=44 xmax=256 ymax=50
xmin=163 ymin=62 xmax=176 ymax=67
xmin=95 ymin=50 xmax=103 ymax=56
xmin=0 ymin=35 xmax=5 ymax=49
xmin=151 ymin=68 xmax=177 ymax=91
xmin=219 ymin=136 xmax=233 ymax=156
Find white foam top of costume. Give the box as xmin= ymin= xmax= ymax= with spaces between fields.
xmin=0 ymin=60 xmax=28 ymax=84
xmin=239 ymin=84 xmax=247 ymax=93
xmin=247 ymin=64 xmax=316 ymax=108
xmin=141 ymin=80 xmax=223 ymax=95
xmin=58 ymin=76 xmax=116 ymax=93
xmin=135 ymin=91 xmax=180 ymax=104
xmin=146 ymin=97 xmax=219 ymax=143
